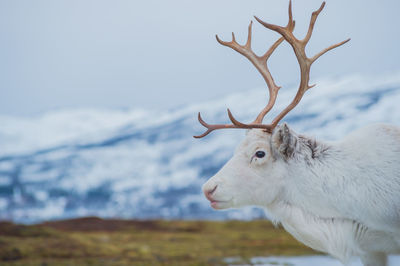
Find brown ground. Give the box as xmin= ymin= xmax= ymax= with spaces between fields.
xmin=0 ymin=217 xmax=316 ymax=265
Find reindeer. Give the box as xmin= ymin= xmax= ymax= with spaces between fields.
xmin=194 ymin=1 xmax=400 ymax=266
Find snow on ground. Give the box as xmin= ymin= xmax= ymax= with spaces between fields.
xmin=225 ymin=255 xmax=400 ymax=266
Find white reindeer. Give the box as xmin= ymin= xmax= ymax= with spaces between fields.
xmin=194 ymin=2 xmax=400 ymax=266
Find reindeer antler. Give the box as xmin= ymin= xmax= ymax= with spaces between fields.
xmin=194 ymin=0 xmax=350 ymax=138
xmin=254 ymin=2 xmax=350 ymax=128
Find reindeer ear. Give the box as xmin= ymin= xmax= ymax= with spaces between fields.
xmin=271 ymin=123 xmax=298 ymax=161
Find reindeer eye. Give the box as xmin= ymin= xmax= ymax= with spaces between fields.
xmin=255 ymin=151 xmax=266 ymax=158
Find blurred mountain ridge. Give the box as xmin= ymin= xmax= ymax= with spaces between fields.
xmin=1 ymin=72 xmax=400 ymax=223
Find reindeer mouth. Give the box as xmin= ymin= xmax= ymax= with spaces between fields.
xmin=209 ymin=199 xmax=232 ymax=210
xmin=203 ymin=184 xmax=233 ymax=209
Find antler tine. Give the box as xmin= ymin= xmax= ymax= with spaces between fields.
xmin=287 ymin=0 xmax=294 ymax=28
xmin=255 ymin=1 xmax=350 ymax=129
xmin=227 ymin=109 xmax=274 ymax=131
xmin=311 ymin=38 xmax=351 ymax=63
xmin=194 ymin=112 xmax=239 ymax=138
xmin=302 ymin=1 xmax=325 ymax=45
xmin=194 ymin=108 xmax=275 ymax=138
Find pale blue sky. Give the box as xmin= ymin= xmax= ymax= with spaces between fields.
xmin=0 ymin=0 xmax=399 ymax=116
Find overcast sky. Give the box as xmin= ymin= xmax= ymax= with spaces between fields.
xmin=0 ymin=0 xmax=399 ymax=116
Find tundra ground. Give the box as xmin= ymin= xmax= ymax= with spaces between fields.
xmin=0 ymin=217 xmax=316 ymax=265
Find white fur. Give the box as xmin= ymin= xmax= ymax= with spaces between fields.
xmin=202 ymin=123 xmax=400 ymax=266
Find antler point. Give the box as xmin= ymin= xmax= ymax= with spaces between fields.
xmin=193 ymin=130 xmax=210 ymax=139
xmin=319 ymin=1 xmax=326 ymax=12
xmin=197 ymin=112 xmax=210 ymax=128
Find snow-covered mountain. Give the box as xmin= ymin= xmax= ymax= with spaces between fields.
xmin=1 ymin=73 xmax=400 ymax=223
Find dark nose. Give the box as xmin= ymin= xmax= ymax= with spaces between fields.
xmin=204 ymin=185 xmax=218 ymax=200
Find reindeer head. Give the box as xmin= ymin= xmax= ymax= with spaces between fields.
xmin=195 ymin=1 xmax=349 ymax=209
xmin=203 ymin=125 xmax=302 ymax=209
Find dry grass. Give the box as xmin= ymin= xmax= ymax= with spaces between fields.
xmin=0 ymin=217 xmax=316 ymax=265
